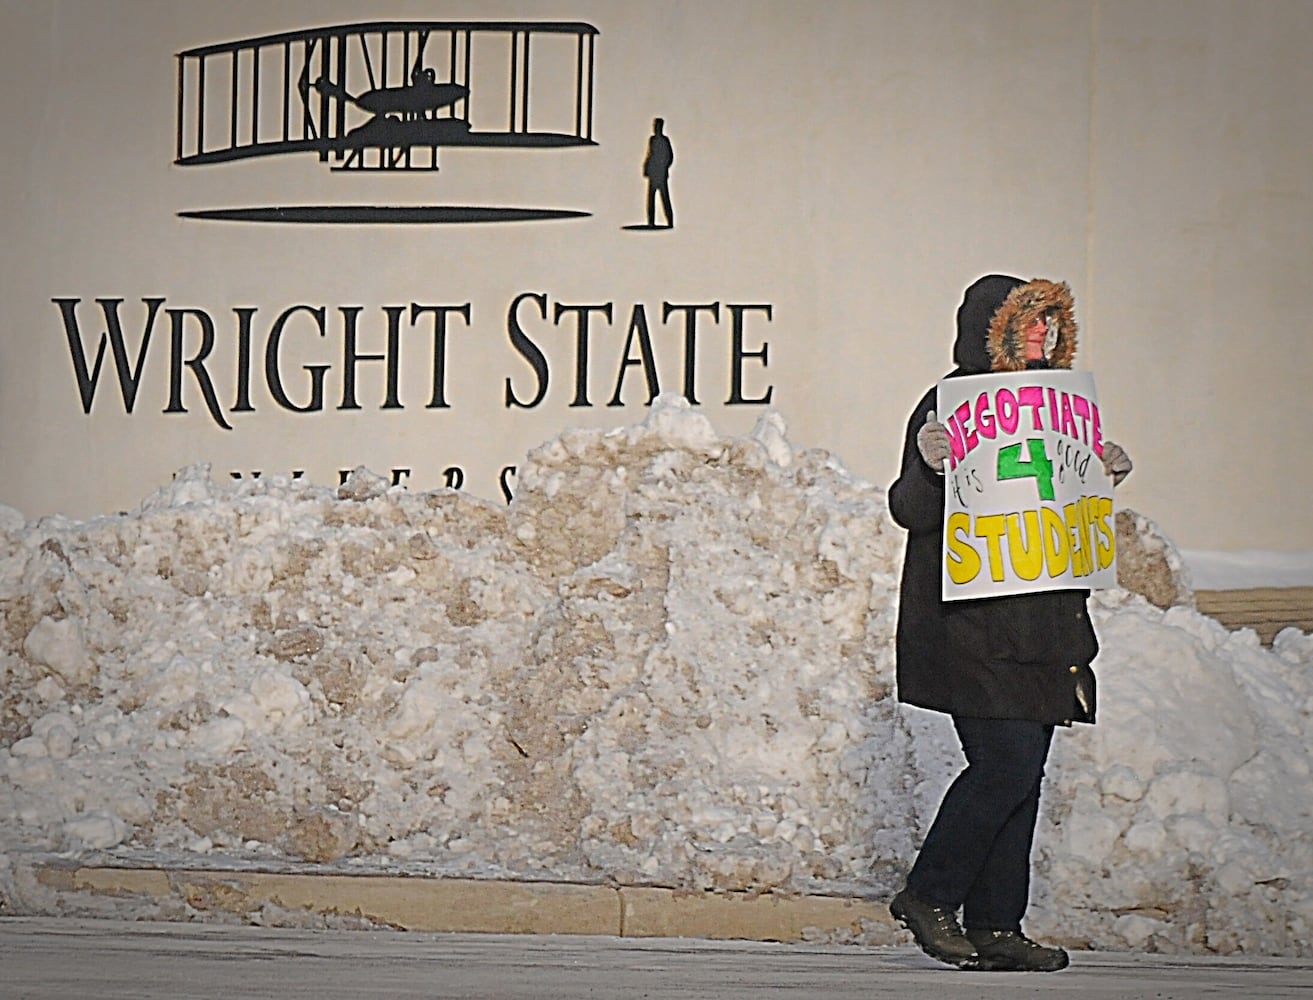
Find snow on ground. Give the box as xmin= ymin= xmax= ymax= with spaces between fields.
xmin=0 ymin=396 xmax=1310 ymax=956
xmin=1181 ymin=549 xmax=1313 ymax=591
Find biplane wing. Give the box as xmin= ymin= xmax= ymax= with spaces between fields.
xmin=176 ymin=20 xmax=598 ymax=171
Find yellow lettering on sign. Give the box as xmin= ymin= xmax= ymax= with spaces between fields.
xmin=946 ymin=511 xmax=981 ymax=584
xmin=946 ymin=497 xmax=1114 ymax=591
xmin=1005 ymin=510 xmax=1044 ymax=581
xmin=974 ymin=513 xmax=1008 ymax=582
xmin=1041 ymin=506 xmax=1070 ymax=578
xmin=1095 ymin=496 xmax=1116 ymax=570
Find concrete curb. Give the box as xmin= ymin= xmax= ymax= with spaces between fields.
xmin=30 ymin=866 xmax=901 ymax=943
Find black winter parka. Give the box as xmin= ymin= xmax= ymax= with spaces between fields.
xmin=888 ymin=275 xmax=1099 ymax=726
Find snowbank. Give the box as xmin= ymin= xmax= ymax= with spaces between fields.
xmin=1182 ymin=549 xmax=1313 ymax=590
xmin=1 ymin=396 xmax=1309 ymax=955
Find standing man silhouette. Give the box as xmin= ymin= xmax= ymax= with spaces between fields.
xmin=644 ymin=118 xmax=674 ymax=229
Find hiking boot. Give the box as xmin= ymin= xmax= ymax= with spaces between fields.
xmin=889 ymin=890 xmax=980 ymax=968
xmin=966 ymin=929 xmax=1069 ymax=972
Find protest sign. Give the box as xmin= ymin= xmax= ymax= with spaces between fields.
xmin=936 ymin=370 xmax=1117 ymax=601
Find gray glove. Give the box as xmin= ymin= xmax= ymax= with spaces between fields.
xmin=1102 ymin=440 xmax=1132 ymax=486
xmin=916 ymin=410 xmax=951 ymax=474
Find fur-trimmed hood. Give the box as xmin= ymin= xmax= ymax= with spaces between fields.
xmin=987 ymin=278 xmax=1078 ymax=371
xmin=951 ymin=274 xmax=1078 ymax=374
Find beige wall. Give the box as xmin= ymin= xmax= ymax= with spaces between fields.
xmin=1084 ymin=0 xmax=1313 ymax=552
xmin=1 ymin=0 xmax=1309 ymax=551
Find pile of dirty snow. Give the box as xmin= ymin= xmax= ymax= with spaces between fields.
xmin=0 ymin=396 xmax=1310 ymax=956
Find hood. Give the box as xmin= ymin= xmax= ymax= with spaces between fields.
xmin=986 ymin=278 xmax=1078 ymax=371
xmin=951 ymin=274 xmax=1078 ymax=374
xmin=953 ymin=274 xmax=1024 ymax=373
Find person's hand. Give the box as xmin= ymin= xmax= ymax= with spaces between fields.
xmin=917 ymin=411 xmax=951 ymax=473
xmin=1102 ymin=441 xmax=1132 ymax=486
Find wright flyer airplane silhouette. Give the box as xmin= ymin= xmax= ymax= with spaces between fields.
xmin=175 ymin=20 xmax=598 ymax=222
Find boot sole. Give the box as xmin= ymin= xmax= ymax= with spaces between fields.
xmin=972 ymin=952 xmax=1069 ymax=973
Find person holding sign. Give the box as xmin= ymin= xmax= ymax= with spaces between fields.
xmin=886 ymin=275 xmax=1132 ymax=972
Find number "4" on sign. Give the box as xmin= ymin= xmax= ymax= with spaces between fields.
xmin=997 ymin=438 xmax=1056 ymax=501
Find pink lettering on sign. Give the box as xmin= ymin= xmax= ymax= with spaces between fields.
xmin=975 ymin=392 xmax=996 ymax=440
xmin=945 ymin=411 xmax=965 ymax=466
xmin=1073 ymin=394 xmax=1091 ymax=443
xmin=1017 ymin=386 xmax=1045 ymax=431
xmin=996 ymin=387 xmax=1019 ymax=434
xmin=945 ymin=401 xmax=978 ymax=469
xmin=1060 ymin=391 xmax=1077 ymax=438
xmin=941 ymin=379 xmax=1104 ymax=467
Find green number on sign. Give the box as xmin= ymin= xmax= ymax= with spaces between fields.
xmin=997 ymin=438 xmax=1056 ymax=501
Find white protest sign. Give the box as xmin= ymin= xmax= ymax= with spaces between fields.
xmin=937 ymin=370 xmax=1117 ymax=601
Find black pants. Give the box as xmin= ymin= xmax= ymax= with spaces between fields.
xmin=905 ymin=716 xmax=1054 ymax=932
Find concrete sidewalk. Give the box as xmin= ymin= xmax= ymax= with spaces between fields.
xmin=4 ymin=915 xmax=1311 ymax=999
